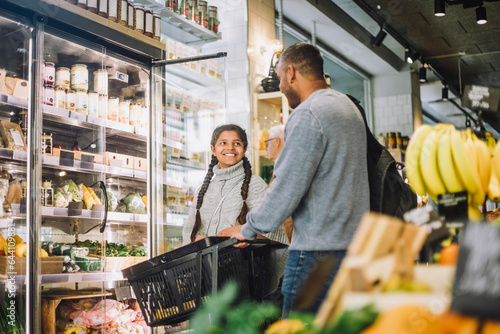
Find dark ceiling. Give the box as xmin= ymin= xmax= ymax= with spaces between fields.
xmin=355 ymin=0 xmax=500 ymax=96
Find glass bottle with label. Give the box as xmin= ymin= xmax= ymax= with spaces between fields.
xmin=118 ymin=0 xmax=128 ymax=25
xmin=144 ymin=8 xmax=153 ymax=37
xmin=134 ymin=4 xmax=145 ymax=33
xmin=153 ymin=11 xmax=161 ymax=40
xmin=42 ymin=132 xmax=53 ymax=156
xmin=98 ymin=0 xmax=108 ymax=17
xmin=43 ymin=181 xmax=54 ymax=207
xmin=108 ymin=0 xmax=118 ymax=22
xmin=127 ymin=0 xmax=135 ymax=28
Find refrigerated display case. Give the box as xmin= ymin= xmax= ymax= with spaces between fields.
xmin=0 ymin=1 xmax=226 ymax=333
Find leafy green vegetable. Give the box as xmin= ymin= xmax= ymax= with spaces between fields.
xmin=320 ymin=304 xmax=378 ymax=334
xmin=119 ymin=193 xmax=147 ymax=214
xmin=60 ymin=180 xmax=82 ymax=202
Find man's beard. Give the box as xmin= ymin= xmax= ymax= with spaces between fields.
xmin=283 ymin=84 xmax=300 ymax=109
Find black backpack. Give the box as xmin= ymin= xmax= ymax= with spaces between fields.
xmin=347 ymin=95 xmax=418 ymax=219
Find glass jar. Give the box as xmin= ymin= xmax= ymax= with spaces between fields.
xmin=55 ymin=86 xmax=66 ymax=109
xmin=42 ymin=133 xmax=53 ymax=156
xmin=44 ymin=62 xmax=55 ymax=85
xmin=188 ymin=0 xmax=198 ymax=22
xmin=98 ymin=0 xmax=108 ymax=17
xmin=198 ymin=0 xmax=207 ymax=28
xmin=108 ymin=96 xmax=119 ymax=121
xmin=179 ymin=0 xmax=188 ymax=18
xmin=19 ymin=110 xmax=28 ymax=138
xmin=208 ymin=5 xmax=218 ymax=33
xmin=140 ymin=106 xmax=148 ymax=128
xmin=166 ymin=0 xmax=178 ymax=11
xmin=118 ymin=100 xmax=130 ymax=124
xmin=56 ymin=67 xmax=70 ymax=90
xmin=77 ymin=0 xmax=86 ymax=9
xmin=87 ymin=92 xmax=99 ymax=116
xmin=93 ymin=69 xmax=108 ymax=95
xmin=70 ymin=64 xmax=89 ymax=91
xmin=66 ymin=90 xmax=76 ymax=112
xmin=98 ymin=94 xmax=108 ymax=119
xmin=127 ymin=0 xmax=135 ymax=28
xmin=87 ymin=0 xmax=97 ymax=13
xmin=153 ymin=11 xmax=161 ymax=40
xmin=75 ymin=89 xmax=88 ymax=114
xmin=108 ymin=0 xmax=118 ymax=22
xmin=118 ymin=0 xmax=127 ymax=25
xmin=43 ymin=84 xmax=54 ymax=106
xmin=134 ymin=4 xmax=145 ymax=33
xmin=129 ymin=103 xmax=141 ymax=126
xmin=144 ymin=8 xmax=154 ymax=37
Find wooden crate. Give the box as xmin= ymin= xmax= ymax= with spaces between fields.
xmin=0 ymin=256 xmax=63 ymax=275
xmin=104 ymin=256 xmax=148 ymax=273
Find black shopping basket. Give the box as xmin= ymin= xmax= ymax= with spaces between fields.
xmin=122 ymin=237 xmax=271 ymax=327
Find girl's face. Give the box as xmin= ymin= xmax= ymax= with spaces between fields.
xmin=211 ymin=130 xmax=246 ymax=169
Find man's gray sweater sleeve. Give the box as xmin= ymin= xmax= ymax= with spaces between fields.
xmin=241 ymin=110 xmax=324 ymax=240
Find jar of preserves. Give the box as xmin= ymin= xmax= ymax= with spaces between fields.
xmin=56 ymin=67 xmax=70 ymax=90
xmin=140 ymin=106 xmax=148 ymax=128
xmin=208 ymin=5 xmax=218 ymax=32
xmin=127 ymin=0 xmax=135 ymax=28
xmin=44 ymin=62 xmax=55 ymax=85
xmin=70 ymin=64 xmax=89 ymax=91
xmin=43 ymin=84 xmax=54 ymax=106
xmin=42 ymin=133 xmax=53 ymax=156
xmin=108 ymin=96 xmax=119 ymax=121
xmin=19 ymin=110 xmax=28 ymax=138
xmin=66 ymin=90 xmax=76 ymax=112
xmin=179 ymin=0 xmax=188 ymax=18
xmin=55 ymin=86 xmax=66 ymax=109
xmin=108 ymin=0 xmax=118 ymax=22
xmin=198 ymin=0 xmax=208 ymax=28
xmin=98 ymin=0 xmax=108 ymax=17
xmin=118 ymin=100 xmax=130 ymax=124
xmin=144 ymin=8 xmax=154 ymax=37
xmin=98 ymin=94 xmax=108 ymax=118
xmin=87 ymin=92 xmax=99 ymax=116
xmin=118 ymin=0 xmax=128 ymax=25
xmin=87 ymin=0 xmax=97 ymax=13
xmin=93 ymin=69 xmax=108 ymax=95
xmin=134 ymin=4 xmax=145 ymax=33
xmin=188 ymin=0 xmax=198 ymax=22
xmin=129 ymin=103 xmax=141 ymax=126
xmin=153 ymin=11 xmax=161 ymax=40
xmin=77 ymin=0 xmax=86 ymax=9
xmin=75 ymin=89 xmax=88 ymax=114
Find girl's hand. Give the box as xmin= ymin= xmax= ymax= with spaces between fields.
xmin=217 ymin=225 xmax=242 ymax=237
xmin=229 ymin=231 xmax=249 ymax=248
xmin=194 ymin=235 xmax=208 ymax=242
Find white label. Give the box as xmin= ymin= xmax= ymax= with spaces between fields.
xmin=87 ymin=0 xmax=97 ymax=8
xmin=154 ymin=17 xmax=161 ymax=37
xmin=88 ymin=93 xmax=98 ymax=116
xmin=71 ymin=69 xmax=88 ymax=86
xmin=120 ymin=0 xmax=128 ymax=21
xmin=136 ymin=10 xmax=145 ymax=30
xmin=145 ymin=13 xmax=153 ymax=33
xmin=128 ymin=6 xmax=134 ymax=26
xmin=109 ymin=0 xmax=118 ymax=18
xmin=10 ymin=129 xmax=25 ymax=147
xmin=76 ymin=93 xmax=88 ymax=113
xmin=55 ymin=90 xmax=65 ymax=109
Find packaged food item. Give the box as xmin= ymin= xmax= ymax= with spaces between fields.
xmin=75 ymin=89 xmax=88 ymax=114
xmin=153 ymin=11 xmax=161 ymax=40
xmin=198 ymin=1 xmax=208 ymax=28
xmin=118 ymin=0 xmax=128 ymax=25
xmin=127 ymin=0 xmax=135 ymax=28
xmin=70 ymin=64 xmax=88 ymax=91
xmin=55 ymin=86 xmax=66 ymax=109
xmin=77 ymin=0 xmax=86 ymax=9
xmin=179 ymin=0 xmax=188 ymax=18
xmin=108 ymin=96 xmax=119 ymax=121
xmin=134 ymin=4 xmax=145 ymax=33
xmin=208 ymin=5 xmax=218 ymax=32
xmin=43 ymin=84 xmax=54 ymax=106
xmin=98 ymin=94 xmax=108 ymax=118
xmin=41 ymin=132 xmax=52 ymax=156
xmin=140 ymin=106 xmax=148 ymax=128
xmin=66 ymin=90 xmax=76 ymax=112
xmin=87 ymin=92 xmax=98 ymax=116
xmin=188 ymin=0 xmax=198 ymax=22
xmin=43 ymin=180 xmax=54 ymax=207
xmin=55 ymin=67 xmax=70 ymax=90
xmin=108 ymin=0 xmax=118 ymax=22
xmin=87 ymin=0 xmax=97 ymax=13
xmin=19 ymin=110 xmax=28 ymax=138
xmin=166 ymin=0 xmax=177 ymax=11
xmin=93 ymin=69 xmax=108 ymax=95
xmin=44 ymin=61 xmax=55 ymax=85
xmin=118 ymin=100 xmax=130 ymax=124
xmin=98 ymin=0 xmax=108 ymax=17
xmin=144 ymin=8 xmax=153 ymax=37
xmin=0 ymin=121 xmax=27 ymax=152
xmin=129 ymin=103 xmax=141 ymax=126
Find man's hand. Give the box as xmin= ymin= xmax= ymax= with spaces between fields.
xmin=230 ymin=231 xmax=249 ymax=248
xmin=217 ymin=225 xmax=242 ymax=237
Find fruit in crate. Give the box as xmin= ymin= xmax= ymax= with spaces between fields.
xmin=437 ymin=243 xmax=459 ymax=265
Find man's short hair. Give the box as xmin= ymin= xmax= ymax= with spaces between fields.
xmin=278 ymin=43 xmax=324 ymax=80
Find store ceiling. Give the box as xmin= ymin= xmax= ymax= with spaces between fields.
xmin=276 ymin=0 xmax=500 ymax=134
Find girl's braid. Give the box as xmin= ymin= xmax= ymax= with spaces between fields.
xmin=236 ymin=156 xmax=252 ymax=225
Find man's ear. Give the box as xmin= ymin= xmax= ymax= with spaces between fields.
xmin=287 ymin=65 xmax=296 ymax=83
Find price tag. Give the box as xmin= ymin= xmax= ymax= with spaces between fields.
xmin=80 ymin=153 xmax=94 ymax=170
xmin=437 ymin=191 xmax=468 ymax=223
xmin=71 ymin=111 xmax=88 ymax=122
xmin=59 ymin=150 xmax=75 ymax=167
xmin=451 ymin=223 xmax=500 ymax=320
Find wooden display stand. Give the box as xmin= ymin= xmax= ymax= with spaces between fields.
xmin=41 ymin=290 xmax=114 ymax=334
xmin=315 ymin=212 xmax=429 ymax=327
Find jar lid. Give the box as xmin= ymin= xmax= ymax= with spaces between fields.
xmin=55 ymin=85 xmax=66 ymax=90
xmin=75 ymin=89 xmax=87 ymax=92
xmin=43 ymin=180 xmax=52 ymax=188
xmin=99 ymin=93 xmax=108 ymax=97
xmin=67 ymin=90 xmax=75 ymax=93
xmin=72 ymin=64 xmax=87 ymax=68
xmin=88 ymin=91 xmax=98 ymax=95
xmin=109 ymin=96 xmax=119 ymax=99
xmin=56 ymin=67 xmax=70 ymax=71
xmin=45 ymin=62 xmax=55 ymax=66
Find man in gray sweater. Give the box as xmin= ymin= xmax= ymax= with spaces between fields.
xmin=232 ymin=43 xmax=370 ymax=317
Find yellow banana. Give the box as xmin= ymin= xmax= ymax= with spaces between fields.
xmin=463 ymin=130 xmax=485 ymax=206
xmin=437 ymin=128 xmax=466 ymax=193
xmin=450 ymin=129 xmax=479 ymax=196
xmin=493 ymin=139 xmax=500 ymax=184
xmin=471 ymin=133 xmax=491 ymax=194
xmin=488 ymin=162 xmax=500 ymax=202
xmin=405 ymin=124 xmax=433 ymax=196
xmin=420 ymin=128 xmax=446 ymax=202
xmin=486 ymin=131 xmax=496 ymax=156
xmin=468 ymin=203 xmax=483 ymax=222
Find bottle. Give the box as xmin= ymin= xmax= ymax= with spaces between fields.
xmin=43 ymin=181 xmax=54 ymax=207
xmin=20 ymin=180 xmax=27 ymax=213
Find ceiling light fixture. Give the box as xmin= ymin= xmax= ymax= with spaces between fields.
xmin=476 ymin=6 xmax=487 ymax=24
xmin=442 ymin=86 xmax=449 ymax=101
xmin=405 ymin=49 xmax=413 ymax=63
xmin=435 ymin=0 xmax=445 ymax=16
xmin=372 ymin=27 xmax=387 ymax=47
xmin=419 ymin=66 xmax=427 ymax=83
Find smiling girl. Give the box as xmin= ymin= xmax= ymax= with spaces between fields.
xmin=182 ymin=124 xmax=289 ymax=246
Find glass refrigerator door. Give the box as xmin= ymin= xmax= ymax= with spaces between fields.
xmin=153 ymin=54 xmax=227 ymax=255
xmin=0 ymin=14 xmax=31 ymax=334
xmin=38 ymin=28 xmax=150 ymax=333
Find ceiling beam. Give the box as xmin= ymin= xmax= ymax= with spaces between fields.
xmin=306 ymin=0 xmax=406 ymax=71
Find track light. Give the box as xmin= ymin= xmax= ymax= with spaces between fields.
xmin=419 ymin=66 xmax=427 ymax=83
xmin=405 ymin=49 xmax=418 ymax=64
xmin=476 ymin=6 xmax=487 ymax=24
xmin=442 ymin=87 xmax=449 ymax=101
xmin=372 ymin=28 xmax=387 ymax=47
xmin=435 ymin=0 xmax=445 ymax=16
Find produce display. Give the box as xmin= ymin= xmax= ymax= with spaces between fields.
xmin=405 ymin=124 xmax=498 ymax=219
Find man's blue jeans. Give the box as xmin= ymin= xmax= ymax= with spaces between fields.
xmin=281 ymin=250 xmax=346 ymax=318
